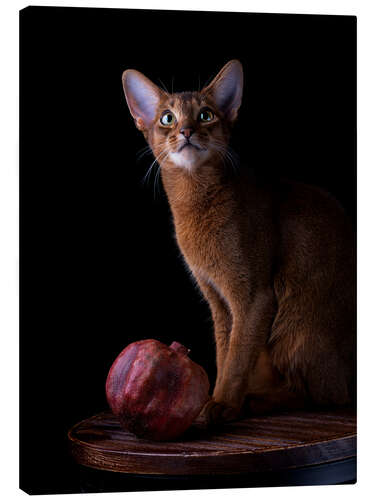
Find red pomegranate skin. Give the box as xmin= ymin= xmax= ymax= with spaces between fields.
xmin=105 ymin=339 xmax=210 ymax=441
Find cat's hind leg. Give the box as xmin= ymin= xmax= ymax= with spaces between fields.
xmin=269 ymin=318 xmax=354 ymax=407
xmin=244 ymin=348 xmax=307 ymax=415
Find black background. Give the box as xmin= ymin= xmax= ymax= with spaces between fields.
xmin=20 ymin=6 xmax=356 ymax=494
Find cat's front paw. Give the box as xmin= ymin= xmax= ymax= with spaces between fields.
xmin=194 ymin=399 xmax=240 ymax=428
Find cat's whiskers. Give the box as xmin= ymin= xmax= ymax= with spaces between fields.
xmin=158 ymin=78 xmax=169 ymax=94
xmin=153 ymin=163 xmax=163 ymax=200
xmin=142 ymin=146 xmax=170 ymax=200
xmin=224 ymin=147 xmax=240 ymax=175
xmin=210 ymin=146 xmax=229 ymax=174
xmin=136 ymin=145 xmax=153 ymax=163
xmin=210 ymin=142 xmax=232 ymax=169
xmin=210 ymin=140 xmax=240 ymax=176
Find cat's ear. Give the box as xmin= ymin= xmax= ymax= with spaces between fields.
xmin=122 ymin=70 xmax=165 ymax=131
xmin=202 ymin=60 xmax=243 ymax=122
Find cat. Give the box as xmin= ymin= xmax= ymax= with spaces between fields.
xmin=121 ymin=60 xmax=355 ymax=425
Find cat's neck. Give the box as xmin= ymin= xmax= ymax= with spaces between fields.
xmin=161 ymin=161 xmax=234 ymax=220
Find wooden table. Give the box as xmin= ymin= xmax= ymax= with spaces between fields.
xmin=68 ymin=408 xmax=356 ymax=492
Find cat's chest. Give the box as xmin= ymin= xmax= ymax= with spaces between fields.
xmin=173 ymin=210 xmax=233 ymax=270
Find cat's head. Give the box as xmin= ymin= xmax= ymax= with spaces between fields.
xmin=122 ymin=60 xmax=243 ymax=172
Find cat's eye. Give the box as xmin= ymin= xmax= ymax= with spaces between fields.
xmin=199 ymin=109 xmax=214 ymax=123
xmin=160 ymin=111 xmax=176 ymax=127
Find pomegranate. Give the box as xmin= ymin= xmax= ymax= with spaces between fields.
xmin=105 ymin=339 xmax=210 ymax=441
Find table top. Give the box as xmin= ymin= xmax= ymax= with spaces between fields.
xmin=68 ymin=408 xmax=356 ymax=476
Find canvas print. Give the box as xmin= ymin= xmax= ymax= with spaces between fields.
xmin=20 ymin=6 xmax=356 ymax=494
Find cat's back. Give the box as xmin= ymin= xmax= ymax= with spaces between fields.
xmin=267 ymin=178 xmax=355 ymax=404
xmin=270 ymin=178 xmax=354 ymax=274
xmin=276 ymin=178 xmax=351 ymax=228
xmin=269 ymin=176 xmax=355 ymax=340
xmin=238 ymin=170 xmax=354 ymax=265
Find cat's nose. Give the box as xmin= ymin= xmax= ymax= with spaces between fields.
xmin=180 ymin=127 xmax=194 ymax=139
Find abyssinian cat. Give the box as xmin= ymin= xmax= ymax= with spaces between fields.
xmin=122 ymin=60 xmax=355 ymax=425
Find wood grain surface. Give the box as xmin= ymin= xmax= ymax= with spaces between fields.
xmin=68 ymin=408 xmax=356 ymax=476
